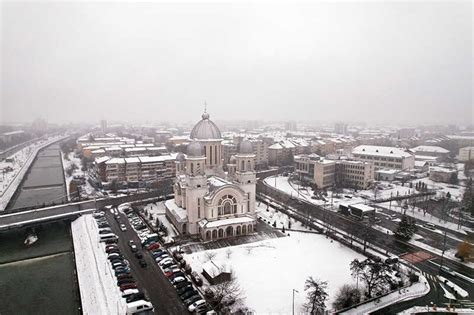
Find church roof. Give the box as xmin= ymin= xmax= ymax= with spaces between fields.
xmin=190 ymin=111 xmax=222 ymax=140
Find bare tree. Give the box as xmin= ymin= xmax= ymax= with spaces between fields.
xmin=208 ymin=277 xmax=245 ymax=313
xmin=205 ymin=251 xmax=216 ymax=261
xmin=302 ymin=277 xmax=328 ymax=315
xmin=350 ymin=258 xmax=391 ymax=298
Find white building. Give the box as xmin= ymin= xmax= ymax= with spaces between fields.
xmin=410 ymin=145 xmax=449 ymax=159
xmin=166 ymin=111 xmax=257 ymax=240
xmin=352 ymin=145 xmax=415 ymax=170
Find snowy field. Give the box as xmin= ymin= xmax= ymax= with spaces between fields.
xmin=184 ymin=231 xmax=365 ymax=313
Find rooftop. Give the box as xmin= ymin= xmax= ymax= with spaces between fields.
xmin=352 ymin=145 xmax=413 ymax=158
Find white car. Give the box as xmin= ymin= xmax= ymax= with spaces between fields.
xmin=188 ymin=299 xmax=206 ymax=312
xmin=159 ymin=258 xmax=173 ymax=266
xmin=120 ymin=224 xmax=127 ymax=232
xmin=172 ymin=276 xmax=185 ymax=284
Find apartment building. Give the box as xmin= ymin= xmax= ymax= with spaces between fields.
xmin=459 ymin=147 xmax=474 ymax=161
xmin=94 ymin=154 xmax=177 ymax=185
xmin=223 ymin=137 xmax=269 ymax=169
xmin=352 ymin=145 xmax=415 ymax=170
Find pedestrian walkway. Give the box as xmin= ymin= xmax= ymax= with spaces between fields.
xmin=401 ymin=251 xmax=434 ymax=264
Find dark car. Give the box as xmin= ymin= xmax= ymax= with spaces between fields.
xmin=184 ymin=295 xmax=202 ymax=306
xmin=135 ymin=252 xmax=143 ymax=259
xmin=117 ymin=278 xmax=136 ymax=286
xmin=139 ymin=259 xmax=147 ymax=268
xmin=180 ymin=289 xmax=198 ymax=301
xmin=120 ymin=283 xmax=138 ymax=291
xmin=106 ymin=247 xmax=121 ymax=254
xmin=176 ymin=285 xmax=193 ymax=295
xmin=105 ymin=239 xmax=118 ymax=245
xmin=126 ymin=292 xmax=146 ymax=303
xmin=117 ymin=274 xmax=134 ymax=281
xmin=174 ymin=280 xmax=192 ymax=290
xmin=161 ymin=261 xmax=175 ymax=269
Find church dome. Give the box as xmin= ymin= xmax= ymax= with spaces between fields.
xmin=229 ymin=155 xmax=236 ymax=164
xmin=176 ymin=152 xmax=186 ymax=162
xmin=190 ymin=111 xmax=222 ymax=140
xmin=187 ymin=141 xmax=203 ymax=157
xmin=239 ymin=139 xmax=253 ymax=154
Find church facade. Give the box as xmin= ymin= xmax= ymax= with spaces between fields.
xmin=165 ymin=111 xmax=257 ymax=240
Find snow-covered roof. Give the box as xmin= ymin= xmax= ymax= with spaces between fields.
xmin=165 ymin=199 xmax=187 ymax=222
xmin=94 ymin=156 xmax=110 ymax=164
xmin=139 ymin=154 xmax=176 ymax=163
xmin=430 ymin=166 xmax=456 ymax=174
xmin=349 ymin=204 xmax=375 ymax=212
xmin=202 ymin=260 xmax=231 ymax=277
xmin=411 ymin=145 xmax=449 ymax=154
xmin=352 ymin=145 xmax=413 ymax=158
xmin=105 ymin=158 xmax=126 ymax=164
xmin=205 ymin=216 xmax=255 ymax=228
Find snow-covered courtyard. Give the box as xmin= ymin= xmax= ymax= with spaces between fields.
xmin=184 ymin=231 xmax=365 ymax=313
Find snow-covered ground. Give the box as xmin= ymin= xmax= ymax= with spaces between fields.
xmin=71 ymin=215 xmax=126 ymax=315
xmin=0 ymin=136 xmax=65 ymax=211
xmin=437 ymin=275 xmax=469 ymax=298
xmin=142 ymin=201 xmax=179 ymax=237
xmin=184 ymin=231 xmax=365 ymax=313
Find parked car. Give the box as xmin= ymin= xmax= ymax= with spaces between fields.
xmin=120 ymin=224 xmax=127 ymax=232
xmin=139 ymin=259 xmax=148 ymax=268
xmin=146 ymin=243 xmax=160 ymax=251
xmin=117 ymin=274 xmax=134 ymax=281
xmin=174 ymin=280 xmax=192 ymax=290
xmin=117 ymin=278 xmax=136 ymax=286
xmin=120 ymin=283 xmax=138 ymax=291
xmin=161 ymin=261 xmax=175 ymax=269
xmin=125 ymin=300 xmax=153 ymax=315
xmin=183 ymin=295 xmax=202 ymax=307
xmin=125 ymin=292 xmax=146 ymax=304
xmin=180 ymin=290 xmax=198 ymax=301
xmin=122 ymin=289 xmax=139 ymax=298
xmin=155 ymin=255 xmax=170 ymax=263
xmin=188 ymin=300 xmax=206 ymax=312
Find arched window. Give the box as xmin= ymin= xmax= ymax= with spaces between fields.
xmin=218 ymin=195 xmax=237 ymax=216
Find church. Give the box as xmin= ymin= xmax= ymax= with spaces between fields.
xmin=165 ymin=110 xmax=257 ymax=240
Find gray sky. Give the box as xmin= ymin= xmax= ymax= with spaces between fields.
xmin=1 ymin=1 xmax=472 ymax=125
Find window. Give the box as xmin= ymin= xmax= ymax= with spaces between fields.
xmin=218 ymin=195 xmax=237 ymax=216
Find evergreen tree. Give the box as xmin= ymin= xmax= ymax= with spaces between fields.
xmin=395 ymin=215 xmax=417 ymax=240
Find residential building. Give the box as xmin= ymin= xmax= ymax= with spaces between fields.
xmin=459 ymin=147 xmax=474 ymax=162
xmin=96 ymin=154 xmax=177 ymax=185
xmin=334 ymin=123 xmax=348 ymax=135
xmin=352 ymin=145 xmax=415 ymax=170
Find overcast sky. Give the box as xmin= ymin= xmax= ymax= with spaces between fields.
xmin=1 ymin=1 xmax=472 ymax=125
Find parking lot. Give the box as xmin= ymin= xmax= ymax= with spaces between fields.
xmin=104 ymin=210 xmax=189 ymax=315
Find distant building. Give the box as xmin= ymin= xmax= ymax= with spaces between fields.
xmin=459 ymin=147 xmax=474 ymax=162
xmin=334 ymin=123 xmax=348 ymax=135
xmin=410 ymin=145 xmax=449 ymax=159
xmin=285 ymin=121 xmax=297 ymax=131
xmin=352 ymin=145 xmax=415 ymax=170
xmin=0 ymin=130 xmax=25 ymax=143
xmin=398 ymin=128 xmax=416 ymax=139
xmin=335 ymin=160 xmax=374 ymax=189
xmin=100 ymin=120 xmax=107 ymax=134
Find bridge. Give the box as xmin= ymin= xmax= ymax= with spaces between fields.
xmin=0 ymin=190 xmax=173 ymax=231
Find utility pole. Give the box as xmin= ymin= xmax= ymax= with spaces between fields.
xmin=292 ymin=289 xmax=299 ymax=315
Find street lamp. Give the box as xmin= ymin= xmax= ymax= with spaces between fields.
xmin=292 ymin=288 xmax=299 ymax=315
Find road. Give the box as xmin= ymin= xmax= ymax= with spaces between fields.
xmin=105 ymin=210 xmax=188 ymax=315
